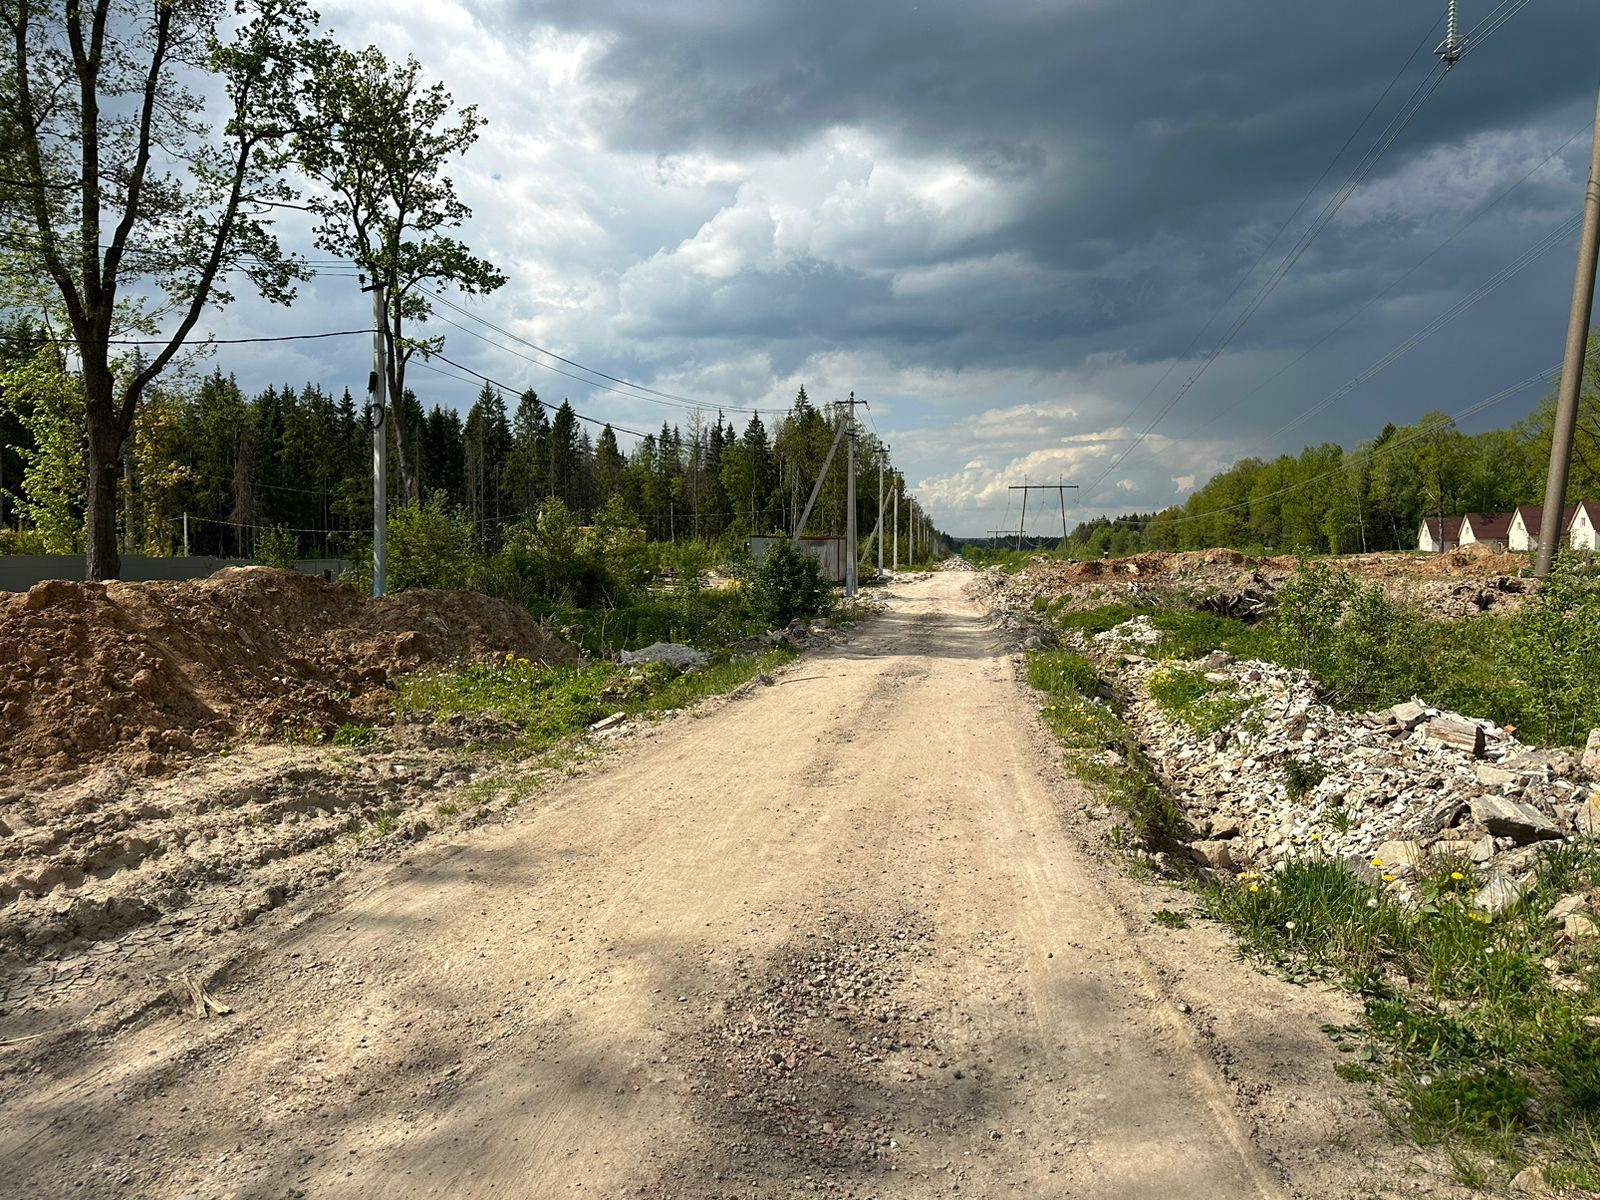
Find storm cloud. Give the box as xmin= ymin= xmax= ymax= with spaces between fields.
xmin=212 ymin=0 xmax=1600 ymax=534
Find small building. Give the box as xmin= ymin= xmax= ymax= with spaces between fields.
xmin=1506 ymin=502 xmax=1600 ymax=552
xmin=1417 ymin=515 xmax=1462 ymax=553
xmin=1509 ymin=504 xmax=1569 ymax=552
xmin=1569 ymin=500 xmax=1600 ymax=551
xmin=1458 ymin=512 xmax=1513 ymax=552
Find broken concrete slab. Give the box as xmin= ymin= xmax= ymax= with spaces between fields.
xmin=1470 ymin=795 xmax=1562 ymax=844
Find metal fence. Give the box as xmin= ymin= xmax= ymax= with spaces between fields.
xmin=0 ymin=556 xmax=353 ymax=593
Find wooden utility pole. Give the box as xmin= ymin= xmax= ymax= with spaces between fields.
xmin=1537 ymin=79 xmax=1600 ymax=576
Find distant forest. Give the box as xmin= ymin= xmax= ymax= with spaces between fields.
xmin=0 ymin=322 xmax=917 ymax=559
xmin=1023 ymin=342 xmax=1600 ymax=558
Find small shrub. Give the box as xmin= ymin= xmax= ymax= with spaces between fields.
xmin=1283 ymin=757 xmax=1327 ymax=801
xmin=1147 ymin=666 xmax=1258 ymax=736
xmin=747 ymin=537 xmax=832 ymax=626
xmin=331 ymin=723 xmax=376 ymax=747
xmin=386 ymin=494 xmax=481 ymax=592
xmin=256 ymin=524 xmax=299 ymax=570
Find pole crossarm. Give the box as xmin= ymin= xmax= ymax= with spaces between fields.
xmin=1006 ymin=482 xmax=1079 ymax=549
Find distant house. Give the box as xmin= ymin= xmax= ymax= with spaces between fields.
xmin=1507 ymin=502 xmax=1600 ymax=552
xmin=1418 ymin=515 xmax=1462 ymax=552
xmin=1458 ymin=512 xmax=1513 ymax=552
xmin=1569 ymin=500 xmax=1600 ymax=551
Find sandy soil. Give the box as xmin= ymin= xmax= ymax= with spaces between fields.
xmin=0 ymin=574 xmax=1464 ymax=1199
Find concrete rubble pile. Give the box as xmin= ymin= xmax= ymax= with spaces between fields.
xmin=968 ymin=568 xmax=1059 ymax=652
xmin=1086 ymin=617 xmax=1600 ymax=915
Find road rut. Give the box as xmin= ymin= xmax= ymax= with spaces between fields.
xmin=5 ymin=574 xmax=1363 ymax=1198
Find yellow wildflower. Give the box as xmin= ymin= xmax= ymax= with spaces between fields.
xmin=1382 ymin=873 xmax=1396 ymax=883
xmin=1248 ymin=884 xmax=1260 ymax=893
xmin=1450 ymin=872 xmax=1465 ymax=882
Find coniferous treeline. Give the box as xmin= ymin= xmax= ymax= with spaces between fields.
xmin=0 ymin=335 xmax=924 ymax=561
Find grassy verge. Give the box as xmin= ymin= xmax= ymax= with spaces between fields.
xmin=395 ymin=646 xmax=799 ymax=755
xmin=1026 ymin=648 xmax=1189 ymax=849
xmin=1033 ymin=555 xmax=1600 ymax=749
xmin=1204 ymin=849 xmax=1600 ymax=1190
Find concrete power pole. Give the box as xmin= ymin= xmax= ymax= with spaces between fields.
xmin=1536 ymin=80 xmax=1600 ymax=576
xmin=893 ymin=474 xmax=900 ymax=572
xmin=876 ymin=445 xmax=885 ymax=576
xmin=365 ymin=279 xmax=389 ymax=596
xmin=842 ymin=392 xmax=865 ymax=599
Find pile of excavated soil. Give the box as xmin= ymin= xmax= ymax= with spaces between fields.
xmin=0 ymin=567 xmax=582 ymax=777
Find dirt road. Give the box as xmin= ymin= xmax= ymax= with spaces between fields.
xmin=2 ymin=574 xmax=1432 ymax=1198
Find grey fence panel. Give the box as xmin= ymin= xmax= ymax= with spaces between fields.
xmin=0 ymin=556 xmax=353 ymax=593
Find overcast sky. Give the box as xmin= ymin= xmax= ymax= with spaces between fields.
xmin=208 ymin=0 xmax=1600 ymax=537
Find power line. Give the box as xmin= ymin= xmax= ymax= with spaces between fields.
xmin=1109 ymin=11 xmax=1448 ymax=440
xmin=411 ymin=352 xmax=653 ymax=439
xmin=419 ymin=286 xmax=793 ymax=418
xmin=1150 ymin=117 xmax=1592 ymax=451
xmin=0 ymin=328 xmax=372 ymax=347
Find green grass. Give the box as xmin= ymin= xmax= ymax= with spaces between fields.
xmin=1027 ymin=649 xmax=1190 ymax=847
xmin=1203 ymin=847 xmax=1600 ymax=1184
xmin=331 ymin=723 xmax=376 ymax=747
xmin=395 ymin=646 xmax=798 ymax=756
xmin=1146 ymin=666 xmax=1260 ymax=737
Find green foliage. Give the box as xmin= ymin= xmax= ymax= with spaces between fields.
xmin=747 ymin=537 xmax=832 ymax=626
xmin=1261 ymin=563 xmax=1430 ymax=707
xmin=331 ymin=723 xmax=376 ymax=747
xmin=0 ymin=348 xmax=84 ymax=552
xmin=387 ymin=494 xmax=480 ymax=592
xmin=1028 ymin=649 xmax=1190 ymax=847
xmin=1508 ymin=556 xmax=1600 ymax=746
xmin=1205 ymin=847 xmax=1600 ymax=1180
xmin=256 ymin=524 xmax=299 ymax=570
xmin=1283 ymin=757 xmax=1328 ymax=801
xmin=396 ymin=646 xmax=797 ymax=754
xmin=1147 ymin=666 xmax=1259 ymax=736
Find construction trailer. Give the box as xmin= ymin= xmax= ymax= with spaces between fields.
xmin=747 ymin=536 xmax=848 ymax=584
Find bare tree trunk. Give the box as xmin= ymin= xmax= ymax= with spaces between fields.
xmin=84 ymin=387 xmax=123 ymax=580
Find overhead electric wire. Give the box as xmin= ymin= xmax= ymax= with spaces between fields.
xmin=1142 ymin=117 xmax=1592 ymax=451
xmin=1089 ymin=0 xmax=1544 ymax=502
xmin=419 ymin=286 xmax=791 ymax=418
xmin=1088 ymin=61 xmax=1453 ymax=497
xmin=1109 ymin=11 xmax=1447 ymax=439
xmin=0 ymin=327 xmax=373 ymax=346
xmin=411 ymin=351 xmax=653 ymax=439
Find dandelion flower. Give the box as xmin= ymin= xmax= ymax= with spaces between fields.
xmin=1248 ymin=884 xmax=1260 ymax=894
xmin=1236 ymin=872 xmax=1249 ymax=881
xmin=1371 ymin=858 xmax=1384 ymax=868
xmin=1366 ymin=898 xmax=1379 ymax=909
xmin=1450 ymin=872 xmax=1465 ymax=882
xmin=1310 ymin=833 xmax=1321 ymax=841
xmin=1285 ymin=920 xmax=1297 ymax=931
xmin=1382 ymin=873 xmax=1396 ymax=883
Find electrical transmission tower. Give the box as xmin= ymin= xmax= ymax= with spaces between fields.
xmin=1007 ymin=478 xmax=1079 ymax=551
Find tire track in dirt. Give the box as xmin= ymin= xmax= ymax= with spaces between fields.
xmin=2 ymin=576 xmax=1396 ymax=1198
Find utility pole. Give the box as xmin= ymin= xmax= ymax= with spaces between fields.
xmin=841 ymin=392 xmax=866 ymax=599
xmin=1536 ymin=78 xmax=1600 ymax=577
xmin=876 ymin=444 xmax=886 ymax=576
xmin=893 ymin=475 xmax=900 ymax=571
xmin=363 ymin=277 xmax=389 ymax=596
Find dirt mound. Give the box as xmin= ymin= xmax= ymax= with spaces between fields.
xmin=0 ymin=567 xmax=581 ymax=777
